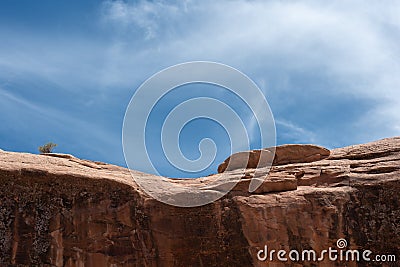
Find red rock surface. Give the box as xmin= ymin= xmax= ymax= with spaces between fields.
xmin=217 ymin=144 xmax=330 ymax=173
xmin=0 ymin=137 xmax=399 ymax=266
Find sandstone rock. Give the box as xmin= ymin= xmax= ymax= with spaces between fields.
xmin=206 ymin=173 xmax=297 ymax=195
xmin=217 ymin=149 xmax=274 ymax=173
xmin=0 ymin=138 xmax=399 ymax=266
xmin=252 ymin=174 xmax=297 ymax=194
xmin=218 ymin=144 xmax=330 ymax=173
xmin=273 ymin=144 xmax=330 ymax=165
xmin=40 ymin=153 xmax=77 ymax=159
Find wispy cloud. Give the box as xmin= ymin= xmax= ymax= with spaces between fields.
xmin=102 ymin=0 xmax=188 ymax=40
xmin=0 ymin=86 xmax=119 ymax=160
xmin=99 ymin=0 xmax=400 ymax=146
xmin=276 ymin=119 xmax=316 ymax=145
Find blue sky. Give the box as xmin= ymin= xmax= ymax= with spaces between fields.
xmin=1 ymin=0 xmax=399 ymax=177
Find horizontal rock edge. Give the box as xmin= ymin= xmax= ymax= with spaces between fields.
xmin=0 ymin=137 xmax=399 ymax=266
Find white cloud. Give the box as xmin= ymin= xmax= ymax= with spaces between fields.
xmin=137 ymin=0 xmax=400 ymax=144
xmin=276 ymin=119 xmax=316 ymax=144
xmin=100 ymin=0 xmax=400 ymax=93
xmin=101 ymin=0 xmax=186 ymax=40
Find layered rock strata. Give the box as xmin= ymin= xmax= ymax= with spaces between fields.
xmin=0 ymin=137 xmax=399 ymax=266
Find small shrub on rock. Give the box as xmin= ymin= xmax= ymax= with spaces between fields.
xmin=38 ymin=142 xmax=57 ymax=154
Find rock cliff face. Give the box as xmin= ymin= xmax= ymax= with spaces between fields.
xmin=0 ymin=137 xmax=399 ymax=266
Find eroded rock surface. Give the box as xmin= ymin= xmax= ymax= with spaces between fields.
xmin=0 ymin=137 xmax=399 ymax=266
xmin=217 ymin=144 xmax=330 ymax=173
